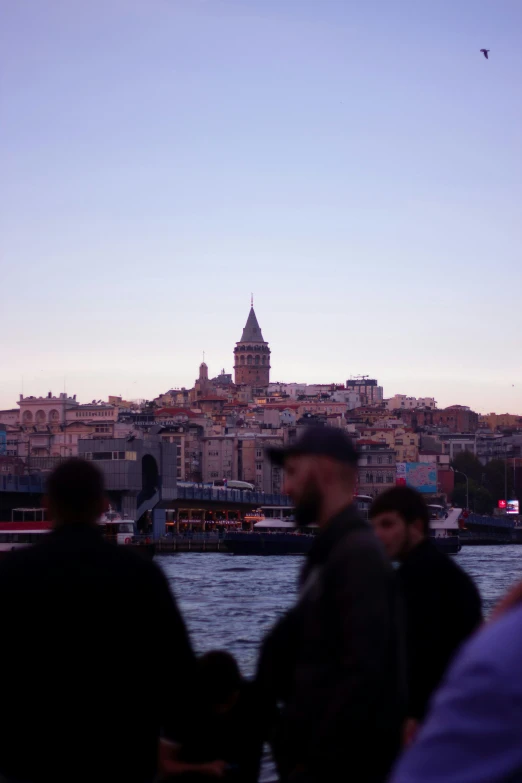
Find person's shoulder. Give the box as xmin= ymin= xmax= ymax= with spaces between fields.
xmin=338 ymin=521 xmax=386 ymax=557
xmin=429 ymin=543 xmax=479 ymax=592
xmin=329 ymin=520 xmax=390 ymax=575
xmin=100 ymin=541 xmax=164 ymax=579
xmin=0 ymin=543 xmax=43 ymax=582
xmin=456 ymin=605 xmax=522 ymax=678
xmin=403 ymin=540 xmax=469 ymax=581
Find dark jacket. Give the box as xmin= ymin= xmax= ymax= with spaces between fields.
xmin=176 ymin=681 xmax=263 ymax=783
xmin=398 ymin=538 xmax=482 ymax=720
xmin=258 ymin=505 xmax=406 ymax=783
xmin=0 ymin=524 xmax=196 ymax=783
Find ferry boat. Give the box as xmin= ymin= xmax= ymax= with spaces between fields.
xmin=225 ymin=495 xmax=374 ymax=556
xmin=98 ymin=509 xmax=156 ymax=558
xmin=0 ymin=509 xmax=52 ymax=553
xmin=428 ymin=504 xmax=462 ymax=554
xmin=0 ymin=508 xmax=155 ymax=558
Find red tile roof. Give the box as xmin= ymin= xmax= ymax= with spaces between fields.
xmin=363 ymin=426 xmax=414 ymax=433
xmin=262 ymin=403 xmax=300 ymax=410
xmin=155 ymin=407 xmax=199 ymax=418
xmin=357 ymin=438 xmax=389 ymax=446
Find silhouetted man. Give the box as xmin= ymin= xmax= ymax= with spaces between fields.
xmin=370 ymin=486 xmax=482 ymax=740
xmin=0 ymin=458 xmax=195 ymax=783
xmin=258 ymin=427 xmax=405 ymax=783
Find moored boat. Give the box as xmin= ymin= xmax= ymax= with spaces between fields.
xmin=428 ymin=504 xmax=462 ymax=554
xmin=0 ymin=508 xmax=155 ymax=558
xmin=225 ymin=494 xmax=375 ymax=555
xmin=98 ymin=510 xmax=156 ymax=558
xmin=0 ymin=509 xmax=52 ymax=555
xmin=224 ymin=525 xmax=315 ymax=555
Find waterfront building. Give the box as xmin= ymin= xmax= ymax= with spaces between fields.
xmin=356 ymin=441 xmax=397 ymax=497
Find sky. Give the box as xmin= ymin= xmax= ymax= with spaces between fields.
xmin=2 ymin=0 xmax=522 ymax=413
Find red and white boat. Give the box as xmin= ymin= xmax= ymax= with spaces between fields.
xmin=0 ymin=509 xmax=52 ymax=553
xmin=0 ymin=508 xmax=155 ymax=558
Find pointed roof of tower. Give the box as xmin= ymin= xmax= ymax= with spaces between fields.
xmin=239 ymin=307 xmax=265 ymax=343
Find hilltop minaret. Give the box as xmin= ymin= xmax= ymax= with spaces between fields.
xmin=234 ymin=302 xmax=270 ymax=386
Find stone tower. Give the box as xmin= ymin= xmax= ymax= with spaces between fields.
xmin=234 ymin=305 xmax=270 ymax=387
xmin=199 ymin=361 xmax=208 ymax=384
xmin=193 ymin=361 xmax=210 ymax=400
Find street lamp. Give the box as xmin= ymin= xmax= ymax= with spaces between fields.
xmin=453 ymin=468 xmax=469 ymax=511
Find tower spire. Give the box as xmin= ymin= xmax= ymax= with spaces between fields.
xmin=234 ymin=302 xmax=270 ymax=387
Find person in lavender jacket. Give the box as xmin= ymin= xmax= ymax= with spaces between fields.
xmin=390 ymin=600 xmax=522 ymax=783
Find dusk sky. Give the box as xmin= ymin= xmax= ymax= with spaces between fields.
xmin=2 ymin=0 xmax=521 ymax=413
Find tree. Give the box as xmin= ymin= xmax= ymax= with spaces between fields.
xmin=473 ymin=486 xmax=494 ymax=515
xmin=451 ymin=478 xmax=493 ymax=515
xmin=451 ymin=484 xmax=467 ymax=509
xmin=451 ymin=451 xmax=483 ymax=484
xmin=484 ymin=459 xmax=511 ymax=504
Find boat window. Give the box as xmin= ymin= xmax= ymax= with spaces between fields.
xmin=118 ymin=523 xmax=134 ymax=534
xmin=0 ymin=533 xmax=34 ymax=543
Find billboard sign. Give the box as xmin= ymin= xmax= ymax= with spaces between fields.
xmin=507 ymin=500 xmax=519 ymax=515
xmin=396 ymin=462 xmax=437 ymax=493
xmin=498 ymin=500 xmax=507 ymax=509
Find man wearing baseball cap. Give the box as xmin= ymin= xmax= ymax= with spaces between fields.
xmin=257 ymin=426 xmax=406 ymax=783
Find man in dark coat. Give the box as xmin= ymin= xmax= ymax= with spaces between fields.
xmin=370 ymin=486 xmax=482 ymax=740
xmin=0 ymin=458 xmax=196 ymax=783
xmin=258 ymin=427 xmax=406 ymax=783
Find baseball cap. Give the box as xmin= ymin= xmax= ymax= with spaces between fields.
xmin=268 ymin=426 xmax=359 ymax=467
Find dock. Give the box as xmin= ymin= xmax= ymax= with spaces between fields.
xmin=156 ymin=535 xmax=229 ymax=553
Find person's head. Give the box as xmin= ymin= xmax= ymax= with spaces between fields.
xmin=268 ymin=427 xmax=359 ymax=527
xmin=46 ymin=458 xmax=106 ymax=527
xmin=198 ymin=651 xmax=242 ymax=715
xmin=369 ymin=486 xmax=430 ymax=561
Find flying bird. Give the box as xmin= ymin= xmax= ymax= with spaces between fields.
xmin=480 ymin=49 xmax=490 ymax=59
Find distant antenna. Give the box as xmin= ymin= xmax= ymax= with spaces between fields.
xmin=203 ymin=350 xmax=205 ymax=362
xmin=251 ymin=292 xmax=254 ymax=307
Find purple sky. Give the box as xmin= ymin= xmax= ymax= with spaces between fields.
xmin=2 ymin=0 xmax=522 ymax=412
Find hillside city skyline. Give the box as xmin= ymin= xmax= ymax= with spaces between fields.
xmin=3 ymin=2 xmax=522 ymax=417
xmin=2 ymin=302 xmax=521 ymax=516
xmin=2 ymin=304 xmax=520 ymax=423
xmin=1 ymin=301 xmax=520 ymax=417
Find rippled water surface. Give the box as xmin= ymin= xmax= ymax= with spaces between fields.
xmin=158 ymin=546 xmax=522 ymax=676
xmin=158 ymin=547 xmax=522 ymax=781
xmin=158 ymin=554 xmax=302 ymax=676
